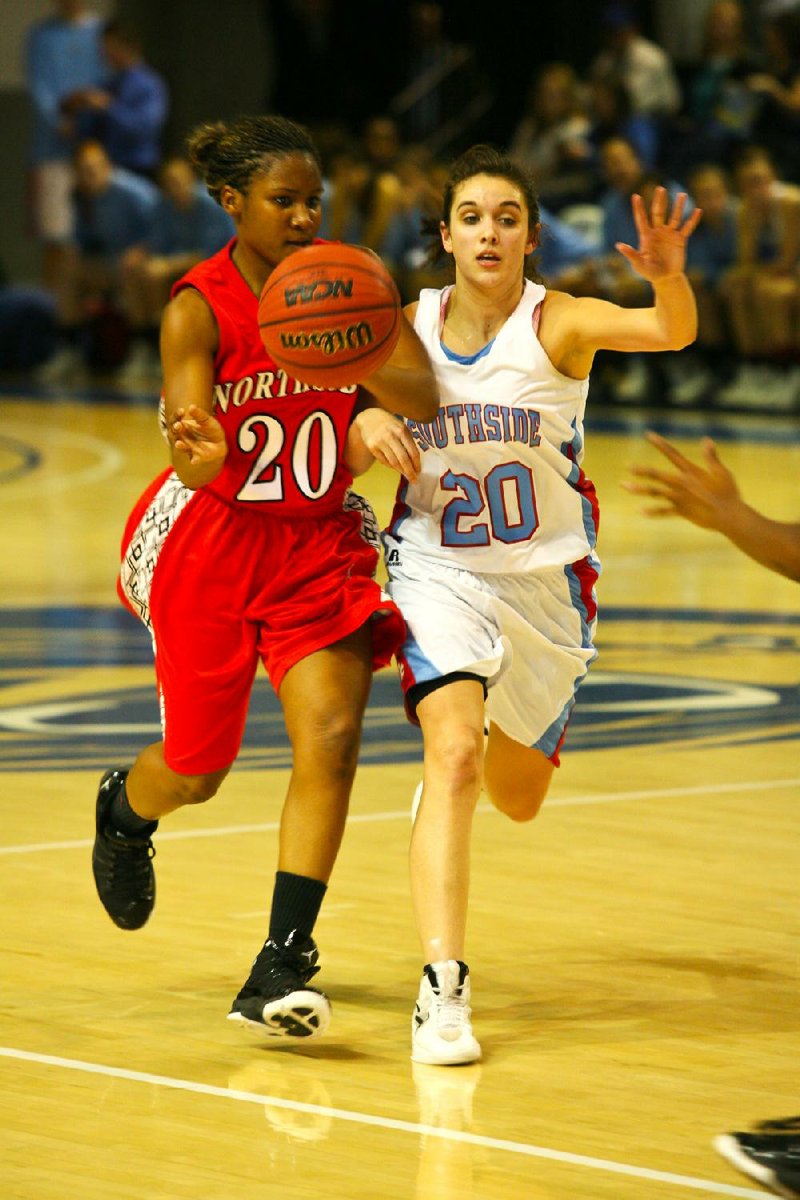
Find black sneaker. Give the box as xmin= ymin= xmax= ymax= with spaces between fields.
xmin=758 ymin=1118 xmax=800 ymax=1135
xmin=92 ymin=768 xmax=157 ymax=931
xmin=227 ymin=930 xmax=331 ymax=1039
xmin=714 ymin=1130 xmax=800 ymax=1198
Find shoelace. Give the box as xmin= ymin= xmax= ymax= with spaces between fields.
xmin=244 ymin=940 xmax=320 ymax=996
xmin=432 ymin=987 xmax=472 ymax=1030
xmin=107 ymin=832 xmax=155 ymax=886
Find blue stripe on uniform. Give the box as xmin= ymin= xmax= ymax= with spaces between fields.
xmin=400 ymin=629 xmax=442 ymax=685
xmin=535 ymin=694 xmax=576 ymax=758
xmin=564 ymin=559 xmax=600 ymax=650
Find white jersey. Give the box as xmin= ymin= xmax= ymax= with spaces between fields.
xmin=384 ymin=281 xmax=599 ymax=574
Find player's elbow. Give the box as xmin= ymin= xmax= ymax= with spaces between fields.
xmin=406 ymin=378 xmax=440 ymax=423
xmin=658 ymin=317 xmax=697 ymax=352
xmin=670 ymin=328 xmax=697 ymax=351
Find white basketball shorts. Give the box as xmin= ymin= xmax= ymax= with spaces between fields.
xmin=387 ymin=548 xmax=599 ymax=761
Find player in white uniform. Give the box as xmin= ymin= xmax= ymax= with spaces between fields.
xmin=350 ymin=144 xmax=702 ymax=1065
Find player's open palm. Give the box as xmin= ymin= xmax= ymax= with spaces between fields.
xmin=624 ymin=432 xmax=741 ymax=532
xmin=170 ymin=404 xmax=227 ymax=468
xmin=616 ymin=187 xmax=702 ymax=283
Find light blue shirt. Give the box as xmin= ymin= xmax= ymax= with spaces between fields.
xmin=25 ymin=13 xmax=104 ymax=163
xmin=145 ymin=186 xmax=235 ymax=258
xmin=73 ymin=168 xmax=158 ymax=257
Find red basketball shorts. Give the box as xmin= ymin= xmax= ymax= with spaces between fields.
xmin=118 ymin=470 xmax=405 ymax=774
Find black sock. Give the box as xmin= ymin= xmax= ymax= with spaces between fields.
xmin=268 ymin=871 xmax=327 ymax=944
xmin=109 ymin=778 xmax=157 ymax=837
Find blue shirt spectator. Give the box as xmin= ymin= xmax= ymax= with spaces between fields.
xmin=64 ymin=18 xmax=168 ymax=177
xmin=537 ymin=204 xmax=599 ymax=279
xmin=146 ymin=158 xmax=234 ymax=259
xmin=72 ymin=141 xmax=158 ymax=258
xmin=25 ymin=1 xmax=103 ymax=165
xmin=686 ymin=166 xmax=738 ymax=285
xmin=598 ymin=136 xmax=690 ymax=255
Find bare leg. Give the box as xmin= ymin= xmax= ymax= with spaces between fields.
xmin=719 ymin=267 xmax=762 ymax=356
xmin=277 ymin=626 xmax=374 ymax=883
xmin=125 ymin=740 xmax=230 ymax=820
xmin=483 ymin=722 xmax=555 ymax=822
xmin=412 ymin=680 xmax=486 ymax=964
xmin=753 ymin=274 xmax=799 ymax=355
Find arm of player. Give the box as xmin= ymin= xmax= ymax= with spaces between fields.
xmin=542 ymin=189 xmax=703 ymax=378
xmin=358 ymin=306 xmax=439 ymax=423
xmin=161 ymin=288 xmax=228 ymax=490
xmin=344 ymin=403 xmax=421 ymax=481
xmin=623 ymin=432 xmax=800 ymax=583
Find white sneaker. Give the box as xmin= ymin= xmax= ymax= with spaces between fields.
xmin=117 ymin=341 xmax=160 ymax=385
xmin=34 ymin=345 xmax=87 ymax=386
xmin=613 ymin=356 xmax=651 ymax=404
xmin=411 ymin=960 xmax=482 ymax=1066
xmin=715 ymin=363 xmax=788 ymax=408
xmin=668 ymin=360 xmax=714 ymax=407
xmin=741 ymin=364 xmax=800 ymax=411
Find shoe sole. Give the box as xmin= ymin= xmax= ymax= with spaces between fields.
xmin=228 ymin=989 xmax=331 ymax=1040
xmin=411 ymin=1033 xmax=482 ymax=1066
xmin=713 ymin=1134 xmax=797 ymax=1199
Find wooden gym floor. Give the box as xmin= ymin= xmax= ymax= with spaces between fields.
xmin=1 ymin=381 xmax=798 ymax=1199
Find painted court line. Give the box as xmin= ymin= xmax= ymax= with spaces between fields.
xmin=1 ymin=777 xmax=798 ymax=856
xmin=0 ymin=1046 xmax=763 ymax=1197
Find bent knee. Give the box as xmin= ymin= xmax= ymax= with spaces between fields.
xmin=490 ymin=789 xmax=547 ymax=822
xmin=424 ymin=729 xmax=484 ymax=793
xmin=291 ymin=714 xmax=363 ymax=775
xmin=173 ymin=770 xmax=226 ymax=806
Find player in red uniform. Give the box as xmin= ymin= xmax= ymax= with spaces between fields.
xmin=92 ymin=114 xmax=439 ymax=1041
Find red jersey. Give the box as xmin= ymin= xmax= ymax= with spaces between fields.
xmin=172 ymin=238 xmax=359 ymax=517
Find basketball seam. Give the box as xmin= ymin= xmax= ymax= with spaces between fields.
xmin=258 ymin=303 xmax=400 ymax=330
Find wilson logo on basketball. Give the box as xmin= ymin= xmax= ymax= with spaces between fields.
xmin=279 ymin=322 xmax=374 ymax=356
xmin=283 ymin=278 xmax=354 ymax=307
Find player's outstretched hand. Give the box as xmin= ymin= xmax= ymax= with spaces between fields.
xmin=353 ymin=406 xmax=421 ymax=482
xmin=615 ymin=187 xmax=703 ymax=283
xmin=622 ymin=431 xmax=741 ymax=532
xmin=170 ymin=404 xmax=227 ymax=467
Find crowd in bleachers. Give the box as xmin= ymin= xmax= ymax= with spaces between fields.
xmin=16 ymin=0 xmax=800 ymax=410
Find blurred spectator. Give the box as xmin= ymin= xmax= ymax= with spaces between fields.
xmin=381 ymin=145 xmax=446 ymax=298
xmin=507 ymin=63 xmax=591 ymax=209
xmin=362 ymin=114 xmax=403 ymax=173
xmin=535 ymin=203 xmax=600 ymax=287
xmin=318 ymin=140 xmax=405 ymax=259
xmin=652 ymin=0 xmax=719 ymax=67
xmin=390 ymin=2 xmax=492 ymax=155
xmin=685 ymin=162 xmax=738 ymax=338
xmin=598 ymin=137 xmax=690 ymax=267
xmin=716 ymin=144 xmax=800 ymax=408
xmin=564 ymin=138 xmax=691 ymax=403
xmin=36 ymin=140 xmax=158 ymax=385
xmin=24 ymin=0 xmax=104 ymax=289
xmin=663 ymin=162 xmax=740 ymax=405
xmin=117 ymin=155 xmax=235 ymax=383
xmin=61 ymin=18 xmax=169 ymax=179
xmin=746 ymin=7 xmax=800 ymax=183
xmin=668 ymin=0 xmax=760 ymax=175
xmin=0 ymin=257 xmax=57 ymax=372
xmin=584 ymin=75 xmax=661 ymax=183
xmin=591 ymin=2 xmax=682 ymax=119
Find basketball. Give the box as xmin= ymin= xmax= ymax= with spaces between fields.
xmin=258 ymin=243 xmax=402 ymax=388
